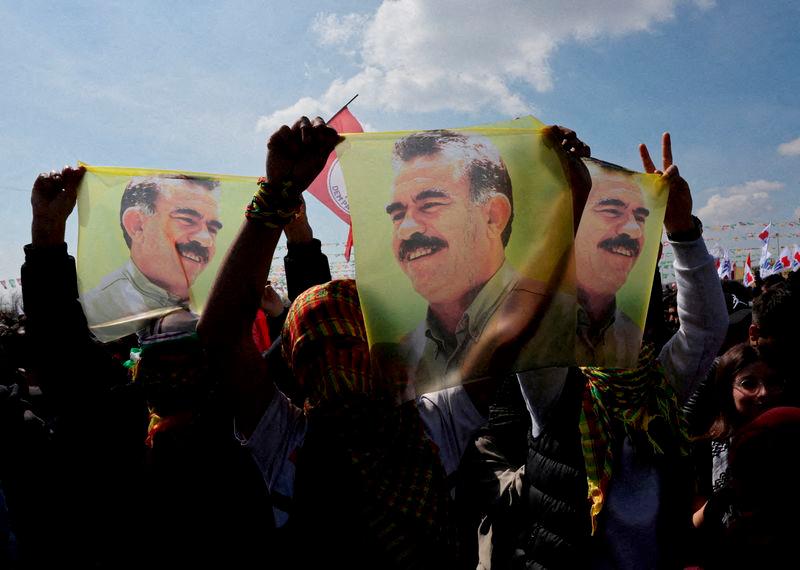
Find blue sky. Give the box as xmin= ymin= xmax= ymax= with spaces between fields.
xmin=1 ymin=0 xmax=799 ymax=286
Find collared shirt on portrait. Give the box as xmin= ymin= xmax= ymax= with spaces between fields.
xmin=80 ymin=259 xmax=188 ymax=342
xmin=408 ymin=261 xmax=518 ymax=387
xmin=576 ymin=300 xmax=641 ymax=368
xmin=403 ymin=261 xmax=575 ymax=392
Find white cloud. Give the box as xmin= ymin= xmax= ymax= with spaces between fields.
xmin=258 ymin=0 xmax=709 ymax=131
xmin=311 ymin=12 xmax=371 ymax=48
xmin=697 ymin=180 xmax=784 ymax=224
xmin=778 ymin=137 xmax=800 ymax=156
xmin=256 ymin=96 xmax=337 ymax=135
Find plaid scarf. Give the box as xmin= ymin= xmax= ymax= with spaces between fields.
xmin=303 ymin=396 xmax=455 ymax=568
xmin=283 ymin=280 xmax=455 ymax=565
xmin=281 ymin=279 xmax=375 ymax=404
xmin=579 ymin=343 xmax=689 ymax=534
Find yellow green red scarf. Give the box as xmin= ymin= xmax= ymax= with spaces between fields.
xmin=579 ymin=343 xmax=689 ymax=534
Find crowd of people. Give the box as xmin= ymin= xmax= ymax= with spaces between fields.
xmin=1 ymin=116 xmax=799 ymax=569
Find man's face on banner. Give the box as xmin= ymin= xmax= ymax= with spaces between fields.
xmin=386 ymin=157 xmax=501 ymax=305
xmin=575 ymin=172 xmax=649 ymax=297
xmin=131 ymin=180 xmax=222 ymax=295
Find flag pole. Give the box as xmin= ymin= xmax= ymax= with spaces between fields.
xmin=327 ymin=94 xmax=359 ymax=123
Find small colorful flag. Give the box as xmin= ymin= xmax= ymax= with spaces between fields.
xmin=743 ymin=254 xmax=755 ymax=287
xmin=303 ymin=103 xmax=363 ymax=261
xmin=760 ymin=250 xmax=774 ymax=277
xmin=758 ymin=222 xmax=771 ymax=244
xmin=792 ymin=245 xmax=800 ymax=272
xmin=718 ymin=249 xmax=733 ymax=280
xmin=779 ymin=247 xmax=791 ymax=271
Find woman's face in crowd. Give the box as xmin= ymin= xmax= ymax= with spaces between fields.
xmin=731 ymin=361 xmax=786 ymax=423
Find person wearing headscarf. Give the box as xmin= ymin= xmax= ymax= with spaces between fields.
xmin=198 ymin=117 xmax=456 ymax=568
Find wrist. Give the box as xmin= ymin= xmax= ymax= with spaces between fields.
xmin=245 ymin=178 xmax=303 ymax=228
xmin=31 ymin=219 xmax=66 ymax=246
xmin=666 ymin=215 xmax=702 ymax=242
xmin=285 ymin=222 xmax=314 ymax=244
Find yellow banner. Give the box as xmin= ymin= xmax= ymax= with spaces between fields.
xmin=75 ymin=116 xmax=667 ymax=388
xmin=76 ymin=164 xmax=255 ymax=341
xmin=337 ymin=119 xmax=667 ymax=393
xmin=577 ymin=158 xmax=668 ymax=366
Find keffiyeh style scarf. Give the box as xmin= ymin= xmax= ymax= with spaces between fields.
xmin=579 ymin=343 xmax=689 ymax=534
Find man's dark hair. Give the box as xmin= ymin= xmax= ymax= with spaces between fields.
xmin=752 ymin=283 xmax=796 ymax=338
xmin=392 ymin=130 xmax=514 ymax=246
xmin=760 ymin=273 xmax=785 ymax=291
xmin=119 ymin=175 xmax=219 ymax=249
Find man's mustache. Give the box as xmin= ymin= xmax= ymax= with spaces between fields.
xmin=598 ymin=234 xmax=640 ymax=258
xmin=398 ymin=233 xmax=448 ymax=262
xmin=176 ymin=241 xmax=210 ymax=264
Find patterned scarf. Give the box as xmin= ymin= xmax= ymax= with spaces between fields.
xmin=281 ymin=279 xmax=375 ymax=404
xmin=579 ymin=343 xmax=689 ymax=534
xmin=282 ymin=280 xmax=455 ymax=565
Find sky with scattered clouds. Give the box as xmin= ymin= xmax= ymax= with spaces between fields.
xmin=1 ymin=0 xmax=799 ymax=284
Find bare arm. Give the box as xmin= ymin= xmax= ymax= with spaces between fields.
xmin=198 ymin=116 xmax=342 ymax=436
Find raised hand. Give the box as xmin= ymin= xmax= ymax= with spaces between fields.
xmin=640 ymin=133 xmax=694 ymax=235
xmin=542 ymin=125 xmax=592 ymax=233
xmin=31 ymin=165 xmax=86 ymax=246
xmin=266 ymin=116 xmax=343 ymax=191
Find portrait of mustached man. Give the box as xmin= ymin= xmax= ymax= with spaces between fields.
xmin=82 ymin=175 xmax=223 ymax=341
xmin=386 ymin=129 xmax=575 ymax=390
xmin=574 ymin=160 xmax=650 ymax=366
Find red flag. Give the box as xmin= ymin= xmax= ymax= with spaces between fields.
xmin=305 ymin=107 xmax=363 ymax=225
xmin=344 ymin=225 xmax=354 ymax=262
xmin=779 ymin=247 xmax=791 ymax=270
xmin=758 ymin=223 xmax=771 ymax=244
xmin=743 ymin=254 xmax=755 ymax=287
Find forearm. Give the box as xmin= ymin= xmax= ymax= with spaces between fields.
xmin=284 ymin=238 xmax=332 ymax=301
xmin=659 ymin=237 xmax=727 ymax=400
xmin=22 ymin=243 xmax=89 ymax=340
xmin=31 ymin=215 xmax=67 ymax=247
xmin=198 ymin=218 xmax=282 ymax=435
xmin=199 ymin=219 xmax=282 ymax=346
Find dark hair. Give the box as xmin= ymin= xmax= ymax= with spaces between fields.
xmin=392 ymin=130 xmax=514 ymax=246
xmin=704 ymin=343 xmax=775 ymax=440
xmin=751 ymin=283 xmax=796 ymax=338
xmin=119 ymin=175 xmax=219 ymax=249
xmin=760 ymin=273 xmax=785 ymax=291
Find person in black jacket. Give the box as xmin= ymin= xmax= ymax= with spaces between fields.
xmin=16 ymin=166 xmax=296 ymax=567
xmin=16 ymin=166 xmax=148 ymax=566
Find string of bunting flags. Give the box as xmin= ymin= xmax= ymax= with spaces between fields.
xmin=0 ymin=277 xmax=22 ymax=290
xmin=659 ymin=220 xmax=800 ymax=285
xmin=267 ymin=242 xmax=355 ymax=300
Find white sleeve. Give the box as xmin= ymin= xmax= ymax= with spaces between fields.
xmin=417 ymin=385 xmax=487 ymax=477
xmin=659 ymin=237 xmax=728 ymax=402
xmin=238 ymin=387 xmax=306 ymax=527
